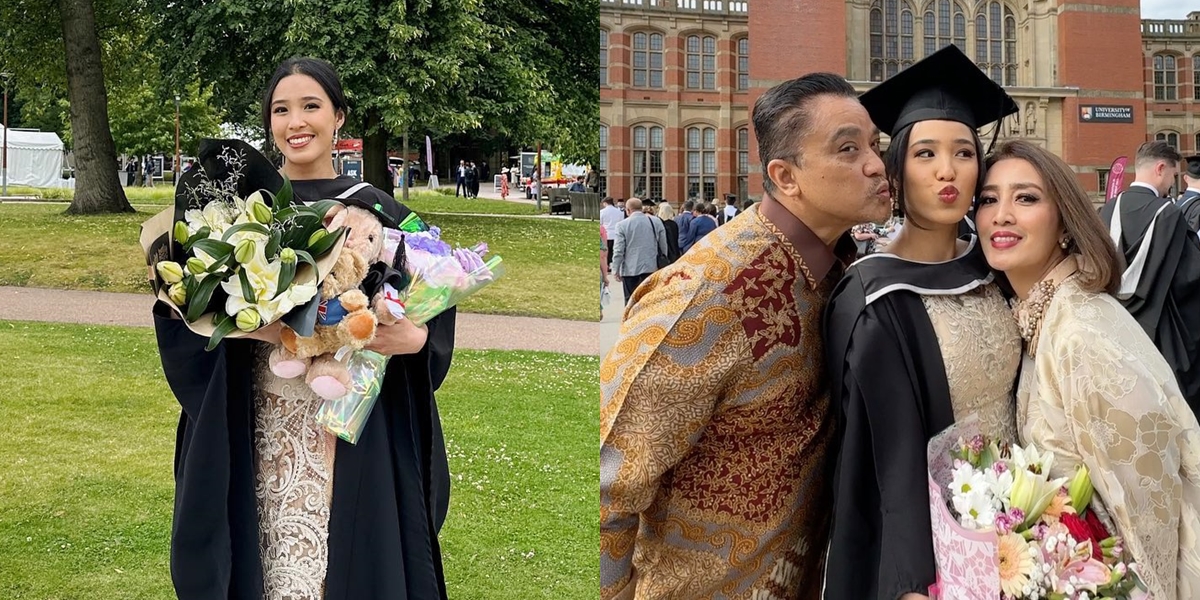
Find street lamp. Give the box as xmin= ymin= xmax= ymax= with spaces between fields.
xmin=174 ymin=94 xmax=181 ymax=184
xmin=1 ymin=72 xmax=11 ymax=197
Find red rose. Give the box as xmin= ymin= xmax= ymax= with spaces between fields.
xmin=1061 ymin=513 xmax=1103 ymax=560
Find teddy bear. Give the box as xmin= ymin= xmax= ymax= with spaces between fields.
xmin=268 ymin=203 xmax=400 ymax=400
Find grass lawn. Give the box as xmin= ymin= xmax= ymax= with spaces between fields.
xmin=5 ymin=185 xmax=548 ymax=216
xmin=0 ymin=321 xmax=598 ymax=599
xmin=0 ymin=203 xmax=596 ymax=321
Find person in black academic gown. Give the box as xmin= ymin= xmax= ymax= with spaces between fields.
xmin=823 ymin=45 xmax=1023 ymax=600
xmin=155 ymin=57 xmax=455 ymax=600
xmin=1100 ymin=141 xmax=1200 ymax=410
xmin=1177 ymin=155 xmax=1200 ymax=234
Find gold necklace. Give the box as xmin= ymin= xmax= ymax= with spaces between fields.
xmin=1012 ymin=256 xmax=1079 ymax=357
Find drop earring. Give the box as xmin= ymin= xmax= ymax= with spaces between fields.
xmin=1059 ymin=236 xmax=1070 ymax=249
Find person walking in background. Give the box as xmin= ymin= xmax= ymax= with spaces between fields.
xmin=674 ymin=200 xmax=696 ymax=252
xmin=143 ymin=157 xmax=155 ymax=187
xmin=681 ymin=203 xmax=718 ymax=253
xmin=586 ymin=166 xmax=600 ymax=193
xmin=600 ymin=197 xmax=623 ymax=272
xmin=1099 ymin=140 xmax=1200 ymax=409
xmin=610 ymin=197 xmax=667 ymax=303
xmin=455 ymin=160 xmax=467 ymax=197
xmin=719 ymin=194 xmax=740 ymax=225
xmin=655 ymin=200 xmax=681 ymax=263
xmin=466 ymin=162 xmax=479 ymax=198
xmin=500 ymin=167 xmax=511 ymax=200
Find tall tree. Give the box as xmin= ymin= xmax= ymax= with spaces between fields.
xmin=59 ymin=0 xmax=131 ymax=213
xmin=152 ymin=0 xmax=593 ymax=192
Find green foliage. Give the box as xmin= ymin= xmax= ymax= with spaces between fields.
xmin=0 ymin=322 xmax=599 ymax=598
xmin=150 ymin=0 xmax=596 ymax=163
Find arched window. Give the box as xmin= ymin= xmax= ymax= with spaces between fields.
xmin=600 ymin=30 xmax=609 ymax=86
xmin=632 ymin=31 xmax=665 ymax=89
xmin=923 ymin=0 xmax=966 ymax=57
xmin=1156 ymin=131 xmax=1180 ymax=150
xmin=1154 ymin=54 xmax=1178 ymax=101
xmin=736 ymin=37 xmax=750 ymax=91
xmin=687 ymin=126 xmax=718 ymax=201
xmin=599 ymin=125 xmax=608 ymax=195
xmin=870 ymin=0 xmax=915 ymax=81
xmin=737 ymin=127 xmax=749 ymax=200
xmin=976 ymin=2 xmax=1017 ymax=86
xmin=632 ymin=124 xmax=664 ymax=198
xmin=687 ymin=34 xmax=718 ymax=90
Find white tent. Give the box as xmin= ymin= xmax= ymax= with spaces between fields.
xmin=0 ymin=126 xmax=66 ymax=188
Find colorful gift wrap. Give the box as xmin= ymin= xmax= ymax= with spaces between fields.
xmin=314 ymin=349 xmax=389 ymax=444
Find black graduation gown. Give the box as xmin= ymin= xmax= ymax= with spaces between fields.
xmin=1179 ymin=190 xmax=1200 ymax=233
xmin=156 ymin=176 xmax=455 ymax=600
xmin=823 ymin=239 xmax=994 ymax=600
xmin=661 ymin=218 xmax=680 ymax=262
xmin=1100 ymin=186 xmax=1200 ymax=410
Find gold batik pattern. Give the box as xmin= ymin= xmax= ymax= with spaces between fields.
xmin=600 ymin=206 xmax=838 ymax=600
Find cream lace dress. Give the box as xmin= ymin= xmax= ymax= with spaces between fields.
xmin=252 ymin=345 xmax=338 ymax=598
xmin=921 ymin=283 xmax=1021 ymax=442
xmin=1015 ymin=257 xmax=1200 ymax=599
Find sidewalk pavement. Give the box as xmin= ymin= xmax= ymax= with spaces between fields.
xmin=0 ymin=286 xmax=600 ymax=357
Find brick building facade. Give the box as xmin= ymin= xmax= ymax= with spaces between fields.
xmin=600 ymin=0 xmax=1200 ymax=204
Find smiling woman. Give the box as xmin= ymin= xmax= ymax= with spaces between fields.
xmin=154 ymin=57 xmax=457 ymax=600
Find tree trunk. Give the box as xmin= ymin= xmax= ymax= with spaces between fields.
xmin=401 ymin=128 xmax=409 ymax=203
xmin=60 ymin=0 xmax=132 ymax=214
xmin=363 ymin=109 xmax=390 ymax=194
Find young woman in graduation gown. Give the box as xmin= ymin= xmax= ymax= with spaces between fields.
xmin=977 ymin=140 xmax=1200 ymax=599
xmin=153 ymin=57 xmax=456 ymax=600
xmin=823 ymin=45 xmax=1022 ymax=600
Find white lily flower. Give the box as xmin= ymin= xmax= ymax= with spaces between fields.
xmin=221 ymin=243 xmax=317 ymax=323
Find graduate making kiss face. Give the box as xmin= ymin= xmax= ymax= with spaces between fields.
xmin=858 ymin=44 xmax=1008 ymax=263
xmin=889 ymin=119 xmax=981 ymax=230
xmin=977 ymin=140 xmax=1122 ymax=298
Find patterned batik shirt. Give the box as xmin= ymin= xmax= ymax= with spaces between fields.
xmin=600 ymin=195 xmax=853 ymax=600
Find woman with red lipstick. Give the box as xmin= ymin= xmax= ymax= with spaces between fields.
xmin=156 ymin=57 xmax=455 ymax=600
xmin=823 ymin=45 xmax=1022 ymax=600
xmin=976 ymin=140 xmax=1200 ymax=599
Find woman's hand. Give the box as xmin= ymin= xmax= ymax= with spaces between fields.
xmin=244 ymin=320 xmax=284 ymax=345
xmin=365 ymin=318 xmax=429 ymax=356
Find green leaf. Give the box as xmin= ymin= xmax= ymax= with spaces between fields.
xmin=274 ymin=258 xmax=297 ymax=300
xmin=276 ymin=178 xmax=293 ymax=209
xmin=186 ymin=274 xmax=226 ymax=322
xmin=190 ymin=238 xmax=235 ymax=260
xmin=307 ymin=227 xmax=345 ymax=256
xmin=237 ymin=267 xmax=256 ymax=304
xmin=206 ymin=313 xmax=241 ymax=352
xmin=182 ymin=226 xmax=211 ymax=253
xmin=307 ymin=200 xmax=343 ymax=219
xmin=220 ymin=223 xmax=271 ymax=242
xmin=293 ymin=249 xmax=318 ymax=273
xmin=266 ymin=230 xmax=283 ymax=260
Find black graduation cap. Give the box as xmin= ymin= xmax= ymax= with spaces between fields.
xmin=860 ymin=44 xmax=1018 ymax=139
xmin=1185 ymin=155 xmax=1200 ymax=179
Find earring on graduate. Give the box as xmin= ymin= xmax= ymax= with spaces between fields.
xmin=1059 ymin=236 xmax=1070 ymax=249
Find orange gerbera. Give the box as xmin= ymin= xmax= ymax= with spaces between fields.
xmin=998 ymin=532 xmax=1035 ymax=598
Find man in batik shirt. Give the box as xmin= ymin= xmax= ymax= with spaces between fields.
xmin=599 ymin=73 xmax=893 ymax=600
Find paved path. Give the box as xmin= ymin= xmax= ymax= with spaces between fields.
xmin=0 ymin=286 xmax=600 ymax=356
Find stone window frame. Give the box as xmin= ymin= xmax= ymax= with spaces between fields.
xmin=871 ymin=0 xmax=918 ymax=81
xmin=630 ymin=29 xmax=666 ymax=89
xmin=600 ymin=29 xmax=609 ymax=87
xmin=686 ymin=124 xmax=719 ymax=201
xmin=685 ymin=32 xmax=719 ymax=90
xmin=974 ymin=0 xmax=1018 ymax=86
xmin=736 ymin=36 xmax=750 ymax=91
xmin=631 ymin=123 xmax=665 ymax=198
xmin=1153 ymin=53 xmax=1179 ymax=101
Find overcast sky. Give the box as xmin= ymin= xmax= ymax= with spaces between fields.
xmin=1142 ymin=0 xmax=1200 ymax=19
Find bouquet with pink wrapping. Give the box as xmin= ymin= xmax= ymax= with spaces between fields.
xmin=927 ymin=418 xmax=1149 ymax=600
